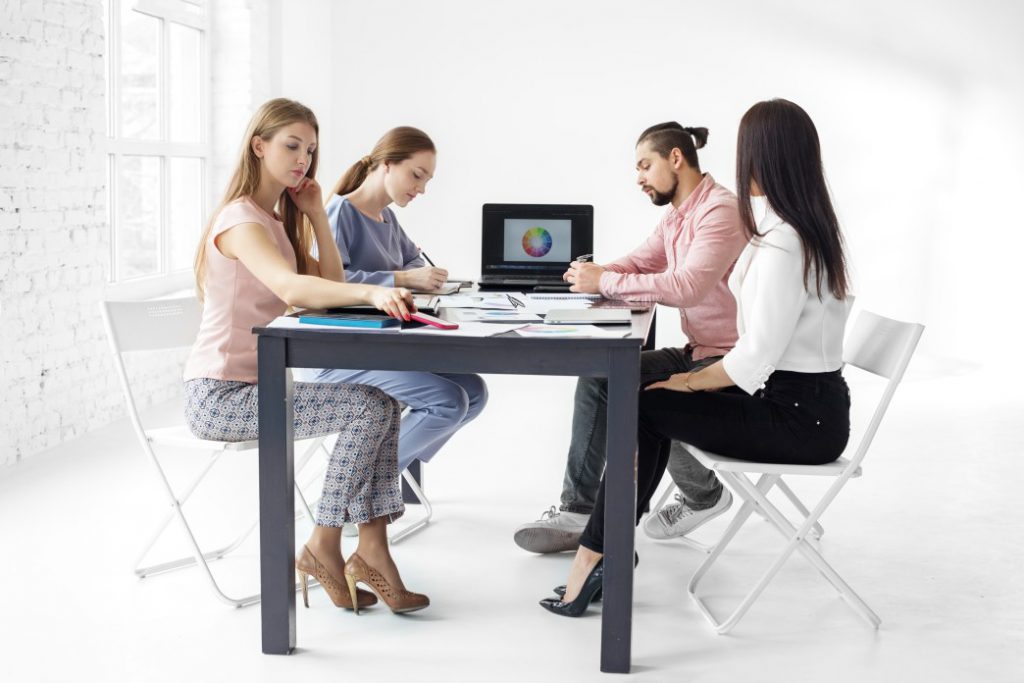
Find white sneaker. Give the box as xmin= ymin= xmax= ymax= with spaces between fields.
xmin=643 ymin=488 xmax=733 ymax=540
xmin=513 ymin=506 xmax=590 ymax=553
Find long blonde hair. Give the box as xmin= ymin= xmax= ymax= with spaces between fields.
xmin=329 ymin=126 xmax=435 ymax=198
xmin=194 ymin=98 xmax=320 ymax=300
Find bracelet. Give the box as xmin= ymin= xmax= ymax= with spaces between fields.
xmin=685 ymin=373 xmax=705 ymax=393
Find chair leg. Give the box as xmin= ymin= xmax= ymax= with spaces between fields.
xmin=687 ymin=473 xmax=778 ymax=633
xmin=137 ymin=439 xmax=327 ymax=606
xmin=735 ymin=474 xmax=880 ymax=629
xmin=690 ymin=471 xmax=880 ymax=633
xmin=775 ymin=479 xmax=824 ymax=540
xmin=390 ymin=468 xmax=434 ymax=544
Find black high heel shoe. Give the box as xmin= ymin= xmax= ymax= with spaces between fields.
xmin=551 ymin=551 xmax=637 ymax=602
xmin=540 ymin=559 xmax=604 ymax=617
xmin=553 ymin=584 xmax=601 ymax=601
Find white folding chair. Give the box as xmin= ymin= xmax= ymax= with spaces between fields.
xmin=391 ymin=460 xmax=434 ymax=545
xmin=685 ymin=310 xmax=925 ymax=633
xmin=101 ymin=296 xmax=328 ymax=607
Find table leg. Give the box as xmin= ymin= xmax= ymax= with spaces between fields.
xmin=258 ymin=336 xmax=296 ymax=654
xmin=601 ymin=346 xmax=640 ymax=673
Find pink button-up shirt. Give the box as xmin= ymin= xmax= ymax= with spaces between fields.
xmin=598 ymin=174 xmax=747 ymax=360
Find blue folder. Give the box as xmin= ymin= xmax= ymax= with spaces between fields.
xmin=298 ymin=313 xmax=400 ymax=329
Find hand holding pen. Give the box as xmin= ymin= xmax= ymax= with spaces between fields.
xmin=396 ymin=248 xmax=448 ymax=290
xmin=564 ymin=253 xmax=605 ymax=294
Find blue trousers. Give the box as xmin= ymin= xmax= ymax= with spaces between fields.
xmin=295 ymin=368 xmax=488 ymax=472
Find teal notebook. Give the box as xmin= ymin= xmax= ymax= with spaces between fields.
xmin=298 ymin=313 xmax=400 ymax=329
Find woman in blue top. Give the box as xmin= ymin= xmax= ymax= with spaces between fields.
xmin=297 ymin=127 xmax=488 ymax=475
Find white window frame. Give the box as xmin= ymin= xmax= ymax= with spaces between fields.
xmin=104 ymin=0 xmax=211 ymax=300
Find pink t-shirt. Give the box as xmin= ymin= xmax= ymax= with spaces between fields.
xmin=598 ymin=174 xmax=748 ymax=360
xmin=184 ymin=197 xmax=297 ymax=384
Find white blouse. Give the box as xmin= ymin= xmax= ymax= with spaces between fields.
xmin=721 ymin=197 xmax=851 ymax=395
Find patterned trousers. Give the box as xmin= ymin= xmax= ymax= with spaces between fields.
xmin=184 ymin=378 xmax=404 ymax=527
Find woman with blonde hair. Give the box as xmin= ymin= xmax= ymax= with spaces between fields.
xmin=297 ymin=127 xmax=488 ymax=477
xmin=184 ymin=98 xmax=428 ymax=614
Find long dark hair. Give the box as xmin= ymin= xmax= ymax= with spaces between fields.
xmin=329 ymin=126 xmax=435 ymax=198
xmin=636 ymin=122 xmax=708 ymax=170
xmin=736 ymin=99 xmax=849 ymax=300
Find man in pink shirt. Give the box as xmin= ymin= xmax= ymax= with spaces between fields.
xmin=514 ymin=122 xmax=749 ymax=553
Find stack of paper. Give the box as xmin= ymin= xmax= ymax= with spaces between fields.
xmin=514 ymin=324 xmax=631 ymax=339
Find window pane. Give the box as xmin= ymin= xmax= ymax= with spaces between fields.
xmin=120 ymin=6 xmax=160 ymax=140
xmin=117 ymin=155 xmax=161 ymax=279
xmin=176 ymin=0 xmax=205 ymax=17
xmin=103 ymin=0 xmax=111 ymax=137
xmin=168 ymin=157 xmax=202 ymax=271
xmin=168 ymin=23 xmax=201 ymax=143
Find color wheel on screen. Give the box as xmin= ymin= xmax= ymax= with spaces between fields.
xmin=521 ymin=227 xmax=553 ymax=257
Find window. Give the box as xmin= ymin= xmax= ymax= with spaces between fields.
xmin=104 ymin=0 xmax=209 ymax=293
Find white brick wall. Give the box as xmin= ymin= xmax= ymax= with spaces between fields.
xmin=0 ymin=0 xmax=271 ymax=466
xmin=0 ymin=0 xmax=117 ymax=465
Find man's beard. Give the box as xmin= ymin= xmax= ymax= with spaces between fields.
xmin=646 ymin=178 xmax=677 ymax=206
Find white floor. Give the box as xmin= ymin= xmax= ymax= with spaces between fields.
xmin=1 ymin=362 xmax=1022 ymax=682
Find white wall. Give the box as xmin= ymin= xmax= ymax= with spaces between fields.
xmin=276 ymin=0 xmax=1024 ymax=361
xmin=0 ymin=0 xmax=276 ymax=465
xmin=0 ymin=0 xmax=119 ymax=464
xmin=3 ymin=0 xmax=1020 ymax=463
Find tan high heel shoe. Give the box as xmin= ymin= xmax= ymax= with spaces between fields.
xmin=343 ymin=552 xmax=430 ymax=615
xmin=296 ymin=545 xmax=378 ymax=610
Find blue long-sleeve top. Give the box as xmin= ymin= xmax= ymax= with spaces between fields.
xmin=322 ymin=195 xmax=425 ymax=286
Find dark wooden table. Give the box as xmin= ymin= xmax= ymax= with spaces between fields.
xmin=255 ymin=309 xmax=654 ymax=673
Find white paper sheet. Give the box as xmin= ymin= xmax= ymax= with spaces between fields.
xmin=400 ymin=322 xmax=529 ymax=337
xmin=434 ymin=293 xmax=525 ymax=310
xmin=513 ymin=324 xmax=631 ymax=338
xmin=447 ymin=309 xmax=542 ymax=323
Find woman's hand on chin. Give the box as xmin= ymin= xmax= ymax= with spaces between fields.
xmin=287 ymin=177 xmax=326 ymax=219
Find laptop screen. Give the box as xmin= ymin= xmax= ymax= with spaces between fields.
xmin=482 ymin=204 xmax=593 ymax=277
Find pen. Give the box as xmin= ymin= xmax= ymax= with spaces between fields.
xmin=574 ymin=253 xmax=593 ymax=263
xmin=506 ymin=293 xmax=524 ymax=308
xmin=419 ymin=250 xmax=437 ymax=267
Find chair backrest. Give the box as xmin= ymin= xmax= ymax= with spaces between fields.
xmin=101 ymin=297 xmax=203 ymax=354
xmin=844 ymin=310 xmax=924 ymax=382
xmin=100 ymin=296 xmax=203 ymax=445
xmin=842 ymin=310 xmax=925 ymax=469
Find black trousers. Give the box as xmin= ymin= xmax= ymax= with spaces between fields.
xmin=578 ymin=369 xmax=852 ymax=553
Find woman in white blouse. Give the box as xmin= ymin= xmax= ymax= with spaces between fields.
xmin=542 ymin=98 xmax=853 ymax=617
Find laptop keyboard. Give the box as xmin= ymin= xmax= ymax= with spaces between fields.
xmin=481 ymin=276 xmax=565 ymax=285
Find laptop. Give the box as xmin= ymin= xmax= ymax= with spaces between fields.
xmin=477 ymin=203 xmax=593 ymax=290
xmin=543 ymin=308 xmax=632 ymax=325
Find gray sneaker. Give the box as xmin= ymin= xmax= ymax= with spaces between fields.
xmin=643 ymin=488 xmax=733 ymax=540
xmin=513 ymin=506 xmax=590 ymax=553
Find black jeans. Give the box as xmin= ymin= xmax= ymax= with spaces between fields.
xmin=579 ymin=370 xmax=851 ymax=553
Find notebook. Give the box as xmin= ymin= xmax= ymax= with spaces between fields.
xmin=477 ymin=203 xmax=593 ymax=290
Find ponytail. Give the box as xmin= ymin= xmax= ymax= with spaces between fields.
xmin=330 ymin=157 xmax=372 ymax=198
xmin=681 ymin=126 xmax=708 ymax=149
xmin=327 ymin=127 xmax=436 ymax=202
